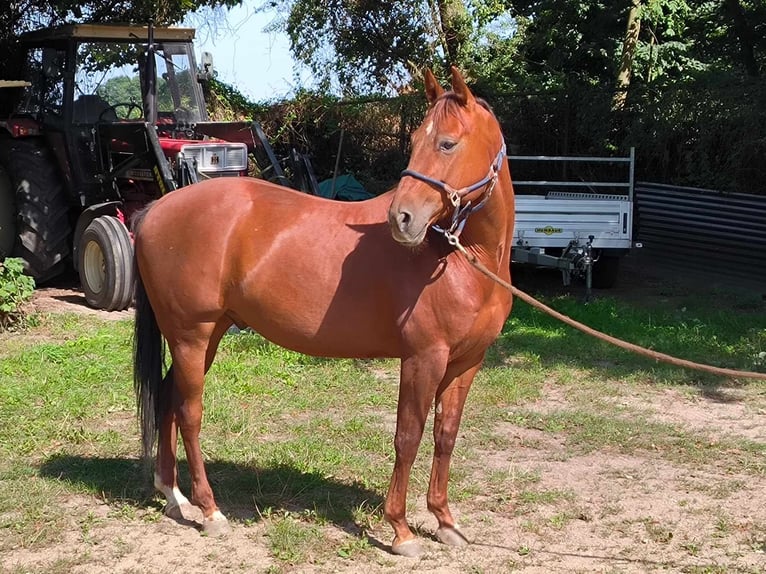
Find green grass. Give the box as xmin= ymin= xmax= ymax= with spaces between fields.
xmin=0 ymin=283 xmax=764 ymax=566
xmin=264 ymin=513 xmax=326 ymax=563
xmin=496 ymin=291 xmax=766 ymax=384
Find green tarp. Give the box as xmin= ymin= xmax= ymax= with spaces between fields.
xmin=317 ymin=174 xmax=375 ymax=201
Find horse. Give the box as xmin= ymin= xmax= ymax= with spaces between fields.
xmin=132 ymin=66 xmax=515 ymax=557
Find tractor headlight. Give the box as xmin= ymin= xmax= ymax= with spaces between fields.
xmin=179 ymin=143 xmax=248 ymax=175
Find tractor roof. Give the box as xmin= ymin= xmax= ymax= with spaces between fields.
xmin=19 ymin=24 xmax=196 ymax=46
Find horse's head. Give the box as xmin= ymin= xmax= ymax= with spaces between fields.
xmin=388 ymin=67 xmax=506 ymax=247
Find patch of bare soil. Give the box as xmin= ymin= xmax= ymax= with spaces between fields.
xmin=30 ymin=272 xmax=133 ymax=321
xmin=4 ymin=382 xmax=765 ymax=574
xmin=3 ymin=261 xmax=765 ymax=573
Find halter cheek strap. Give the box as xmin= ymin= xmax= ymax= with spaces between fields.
xmin=399 ymin=141 xmax=506 ymax=238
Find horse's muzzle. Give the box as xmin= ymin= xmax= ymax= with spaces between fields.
xmin=388 ymin=205 xmax=428 ymax=246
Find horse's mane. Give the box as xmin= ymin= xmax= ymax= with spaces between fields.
xmin=433 ymin=92 xmax=497 ymax=127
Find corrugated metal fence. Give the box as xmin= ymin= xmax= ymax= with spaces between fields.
xmin=634 ymin=182 xmax=766 ymax=285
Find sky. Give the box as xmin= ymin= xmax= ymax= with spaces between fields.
xmin=184 ymin=2 xmax=312 ymax=103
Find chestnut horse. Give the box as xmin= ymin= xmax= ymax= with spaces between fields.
xmin=133 ymin=67 xmax=514 ymax=556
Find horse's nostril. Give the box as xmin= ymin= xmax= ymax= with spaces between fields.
xmin=397 ymin=210 xmax=412 ymax=231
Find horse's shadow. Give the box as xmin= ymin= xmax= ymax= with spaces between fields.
xmin=38 ymin=454 xmax=384 ymax=537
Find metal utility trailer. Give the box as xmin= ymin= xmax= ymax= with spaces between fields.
xmin=510 ymin=148 xmax=637 ymax=295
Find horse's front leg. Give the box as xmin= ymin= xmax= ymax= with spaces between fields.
xmin=427 ymin=361 xmax=483 ymax=547
xmin=385 ymin=351 xmax=448 ymax=557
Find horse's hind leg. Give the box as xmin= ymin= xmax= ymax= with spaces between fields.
xmin=157 ymin=320 xmax=231 ymax=535
xmin=154 ymin=365 xmax=199 ymax=522
xmin=427 ymin=361 xmax=483 ymax=547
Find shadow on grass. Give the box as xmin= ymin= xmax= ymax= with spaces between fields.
xmin=38 ymin=454 xmax=384 ymax=531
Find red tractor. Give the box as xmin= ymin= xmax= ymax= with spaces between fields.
xmin=0 ymin=23 xmax=290 ymax=310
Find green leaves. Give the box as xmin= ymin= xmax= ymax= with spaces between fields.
xmin=282 ymin=0 xmax=435 ymax=95
xmin=0 ymin=257 xmax=35 ymax=330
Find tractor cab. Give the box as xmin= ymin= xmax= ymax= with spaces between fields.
xmin=17 ymin=24 xmax=208 ymax=125
xmin=0 ymin=23 xmax=291 ymax=310
xmin=8 ymin=24 xmax=247 ymax=212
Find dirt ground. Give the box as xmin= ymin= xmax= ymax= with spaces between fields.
xmin=28 ymin=271 xmax=133 ymax=321
xmin=5 ymin=258 xmax=766 ymax=573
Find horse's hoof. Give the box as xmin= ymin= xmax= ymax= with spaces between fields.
xmin=391 ymin=538 xmax=423 ymax=557
xmin=202 ymin=511 xmax=231 ymax=537
xmin=436 ymin=526 xmax=469 ymax=547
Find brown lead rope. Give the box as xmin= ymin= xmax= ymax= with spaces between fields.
xmin=447 ymin=237 xmax=766 ymax=380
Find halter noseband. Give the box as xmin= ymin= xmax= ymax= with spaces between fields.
xmin=399 ymin=141 xmax=506 ymax=239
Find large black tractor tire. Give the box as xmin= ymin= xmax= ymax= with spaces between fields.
xmin=0 ymin=163 xmax=15 ymax=258
xmin=78 ymin=215 xmax=134 ymax=311
xmin=591 ymin=255 xmax=621 ymax=289
xmin=0 ymin=137 xmax=71 ymax=283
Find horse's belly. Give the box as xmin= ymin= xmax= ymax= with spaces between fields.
xmin=236 ymin=304 xmax=399 ymax=358
xmin=230 ymin=277 xmax=402 ymax=359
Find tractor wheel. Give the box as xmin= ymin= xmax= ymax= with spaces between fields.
xmin=0 ymin=163 xmax=15 ymax=258
xmin=0 ymin=137 xmax=71 ymax=283
xmin=78 ymin=216 xmax=134 ymax=311
xmin=592 ymin=255 xmax=621 ymax=289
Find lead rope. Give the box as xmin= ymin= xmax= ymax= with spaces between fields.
xmin=441 ymin=231 xmax=766 ymax=380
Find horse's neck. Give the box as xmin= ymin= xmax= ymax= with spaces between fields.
xmin=461 ymin=172 xmax=514 ymax=264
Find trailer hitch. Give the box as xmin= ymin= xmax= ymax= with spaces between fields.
xmin=560 ymin=235 xmax=596 ymax=302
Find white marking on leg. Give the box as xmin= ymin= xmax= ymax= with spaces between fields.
xmin=154 ymin=472 xmax=191 ymax=509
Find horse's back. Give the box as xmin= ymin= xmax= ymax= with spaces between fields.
xmin=136 ymin=177 xmax=387 ymax=269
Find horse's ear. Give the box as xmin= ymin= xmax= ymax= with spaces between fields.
xmin=450 ymin=66 xmax=475 ymax=107
xmin=424 ymin=69 xmax=445 ymax=105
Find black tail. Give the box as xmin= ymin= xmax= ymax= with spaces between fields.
xmin=132 ymin=263 xmax=166 ymax=465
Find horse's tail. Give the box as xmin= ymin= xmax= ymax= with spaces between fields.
xmin=133 ymin=270 xmax=165 ymax=464
xmin=132 ymin=207 xmax=166 ymax=467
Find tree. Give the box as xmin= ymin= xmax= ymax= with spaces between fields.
xmin=613 ymin=0 xmax=642 ymax=111
xmin=0 ymin=0 xmax=243 ymax=46
xmin=277 ymin=0 xmax=433 ymax=95
xmin=274 ymin=0 xmax=515 ymax=95
xmin=431 ymin=0 xmax=472 ymax=69
xmin=724 ymin=0 xmax=764 ymax=77
xmin=0 ymin=0 xmax=243 ymax=90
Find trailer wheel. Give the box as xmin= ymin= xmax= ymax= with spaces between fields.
xmin=78 ymin=216 xmax=134 ymax=311
xmin=592 ymin=255 xmax=621 ymax=289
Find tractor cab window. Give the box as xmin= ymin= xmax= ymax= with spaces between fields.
xmin=18 ymin=47 xmax=65 ymax=119
xmin=73 ymin=40 xmax=205 ymax=125
xmin=153 ymin=42 xmax=204 ymax=124
xmin=74 ymin=42 xmax=143 ymax=124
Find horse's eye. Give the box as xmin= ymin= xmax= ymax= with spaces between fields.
xmin=439 ymin=140 xmax=457 ymax=152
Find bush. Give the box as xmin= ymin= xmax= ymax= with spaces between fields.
xmin=0 ymin=257 xmax=35 ymax=330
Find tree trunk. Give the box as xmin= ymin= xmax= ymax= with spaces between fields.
xmin=434 ymin=0 xmax=471 ymax=71
xmin=724 ymin=0 xmax=759 ymax=77
xmin=613 ymin=0 xmax=642 ymax=111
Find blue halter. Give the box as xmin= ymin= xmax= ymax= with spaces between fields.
xmin=400 ymin=141 xmax=506 ymax=238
